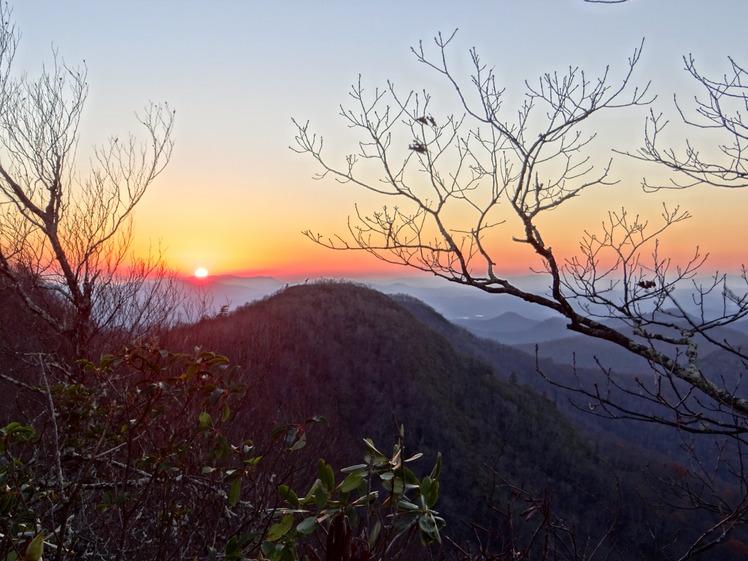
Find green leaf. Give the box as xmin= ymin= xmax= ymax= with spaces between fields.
xmin=381 ymin=477 xmax=404 ymax=495
xmin=288 ymin=431 xmax=307 ymax=451
xmin=261 ymin=541 xmax=289 ymax=560
xmin=209 ymin=387 xmax=224 ymax=407
xmin=420 ymin=476 xmax=439 ymax=508
xmin=418 ymin=512 xmax=436 ymax=533
xmin=184 ymin=364 xmax=199 ymax=381
xmin=278 ymin=484 xmax=300 ymax=508
xmin=405 ymin=452 xmax=423 ymax=463
xmin=1 ymin=422 xmax=35 ymax=441
xmin=397 ymin=498 xmax=420 ymax=511
xmin=363 ymin=438 xmax=385 ymax=457
xmin=296 ymin=516 xmax=317 ymax=535
xmin=314 ymin=484 xmax=330 ymax=509
xmin=369 ymin=519 xmax=382 ymax=550
xmin=349 ymin=491 xmax=378 ymax=507
xmin=266 ymin=513 xmax=294 ymax=542
xmin=229 ymin=476 xmax=242 ymax=506
xmin=398 ymin=466 xmax=420 ymax=485
xmin=221 ymin=403 xmax=231 ymax=422
xmin=24 ymin=531 xmax=45 ymax=561
xmin=225 ymin=535 xmax=238 ymax=556
xmin=260 ymin=541 xmax=274 ymax=558
xmin=363 ymin=438 xmax=389 ymax=466
xmin=2 ymin=422 xmax=21 ymax=434
xmin=198 ymin=411 xmax=212 ymax=428
xmin=392 ymin=512 xmax=418 ymax=536
xmin=299 ymin=479 xmax=321 ymax=505
xmin=418 ymin=512 xmax=442 ymax=544
xmin=211 ymin=434 xmax=231 ymax=460
xmin=318 ymin=459 xmax=335 ymax=491
xmin=339 ymin=472 xmax=364 ymax=494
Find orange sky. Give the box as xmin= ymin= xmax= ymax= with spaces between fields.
xmin=130 ymin=165 xmax=747 ymax=280
xmin=12 ymin=1 xmax=748 ymax=281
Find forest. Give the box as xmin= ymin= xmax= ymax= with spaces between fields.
xmin=2 ymin=278 xmax=748 ymax=560
xmin=2 ymin=0 xmax=748 ymax=560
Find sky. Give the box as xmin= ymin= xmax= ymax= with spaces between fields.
xmin=9 ymin=0 xmax=748 ymax=280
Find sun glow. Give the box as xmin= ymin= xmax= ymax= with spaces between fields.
xmin=194 ymin=267 xmax=209 ymax=278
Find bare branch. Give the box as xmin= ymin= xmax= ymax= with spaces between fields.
xmin=630 ymin=56 xmax=748 ymax=189
xmin=295 ymin=30 xmax=748 ymax=557
xmin=0 ymin=16 xmax=177 ymax=356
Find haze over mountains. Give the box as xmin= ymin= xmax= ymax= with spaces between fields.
xmin=183 ymin=273 xmax=556 ymax=322
xmin=183 ymin=273 xmax=748 ymax=367
xmin=181 ymin=274 xmax=748 ymax=456
xmin=179 ymin=273 xmax=748 ymax=454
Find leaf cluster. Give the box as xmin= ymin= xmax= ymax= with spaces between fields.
xmin=0 ymin=343 xmax=273 ymax=561
xmin=261 ymin=430 xmax=444 ymax=561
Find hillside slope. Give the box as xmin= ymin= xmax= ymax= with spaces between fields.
xmin=168 ymin=281 xmax=710 ymax=558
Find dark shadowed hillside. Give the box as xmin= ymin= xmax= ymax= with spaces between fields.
xmin=164 ymin=281 xmax=736 ymax=559
xmin=397 ymin=292 xmax=748 ymax=467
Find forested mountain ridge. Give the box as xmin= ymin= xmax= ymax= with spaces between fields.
xmin=456 ymin=305 xmax=748 ymax=379
xmin=3 ymin=279 xmax=744 ymax=558
xmin=166 ymin=280 xmax=737 ymax=559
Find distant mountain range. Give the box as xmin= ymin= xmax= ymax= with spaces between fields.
xmin=457 ymin=308 xmax=748 ymax=373
xmin=456 ymin=313 xmax=569 ymax=345
xmin=180 ymin=274 xmax=748 ymax=369
xmin=180 ymin=274 xmax=558 ymax=322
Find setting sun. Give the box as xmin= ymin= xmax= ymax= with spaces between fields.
xmin=194 ymin=267 xmax=209 ymax=278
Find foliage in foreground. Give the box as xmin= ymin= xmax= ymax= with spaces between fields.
xmin=261 ymin=428 xmax=444 ymax=561
xmin=0 ymin=340 xmax=445 ymax=561
xmin=0 ymin=344 xmax=267 ymax=560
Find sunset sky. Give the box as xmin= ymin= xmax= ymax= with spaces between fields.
xmin=11 ymin=0 xmax=748 ymax=280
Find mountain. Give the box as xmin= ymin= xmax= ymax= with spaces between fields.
xmin=166 ymin=281 xmax=734 ymax=559
xmin=4 ymin=277 xmax=744 ymax=558
xmin=452 ymin=304 xmax=748 ymax=380
xmin=390 ymin=293 xmax=694 ymax=456
xmin=175 ymin=273 xmax=559 ymax=321
xmin=373 ymin=277 xmax=557 ymax=321
xmin=456 ymin=313 xmax=569 ymax=345
xmin=179 ymin=273 xmax=748 ymax=326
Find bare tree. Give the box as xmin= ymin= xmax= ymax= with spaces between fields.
xmin=631 ymin=55 xmax=748 ymax=189
xmin=0 ymin=3 xmax=178 ymax=358
xmin=293 ymin=31 xmax=748 ymax=557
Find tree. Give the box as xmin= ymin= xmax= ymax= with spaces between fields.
xmin=633 ymin=55 xmax=748 ymax=189
xmin=0 ymin=343 xmax=288 ymax=561
xmin=0 ymin=3 xmax=178 ymax=359
xmin=293 ymin=30 xmax=748 ymax=558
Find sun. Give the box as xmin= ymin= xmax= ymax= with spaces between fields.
xmin=194 ymin=267 xmax=209 ymax=278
